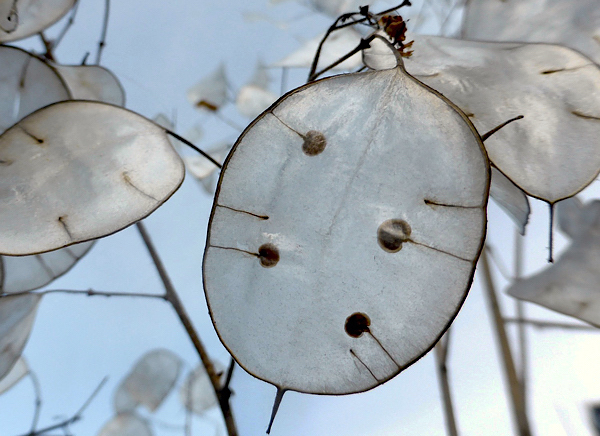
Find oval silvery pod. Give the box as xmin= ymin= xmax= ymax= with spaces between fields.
xmin=0 ymin=46 xmax=70 ymax=134
xmin=0 ymin=101 xmax=184 ymax=255
xmin=0 ymin=0 xmax=76 ymax=42
xmin=203 ymin=40 xmax=490 ymax=395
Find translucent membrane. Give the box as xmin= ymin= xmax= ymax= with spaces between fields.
xmin=204 ymin=51 xmax=489 ymax=394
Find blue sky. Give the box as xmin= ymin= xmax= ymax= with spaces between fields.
xmin=1 ymin=1 xmax=600 ymax=435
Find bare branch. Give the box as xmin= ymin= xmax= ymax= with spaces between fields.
xmin=480 ymin=247 xmax=532 ymax=436
xmin=135 ymin=221 xmax=238 ymax=436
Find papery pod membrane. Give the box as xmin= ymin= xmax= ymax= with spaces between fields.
xmin=236 ymin=85 xmax=278 ymax=119
xmin=0 ymin=356 xmax=27 ymax=394
xmin=114 ymin=349 xmax=182 ymax=413
xmin=0 ymin=46 xmax=70 ymax=134
xmin=462 ymin=0 xmax=600 ymax=64
xmin=53 ymin=65 xmax=125 ymax=106
xmin=489 ymin=168 xmax=530 ymax=235
xmin=0 ymin=294 xmax=41 ymax=380
xmin=508 ymin=203 xmax=600 ymax=327
xmin=187 ymin=64 xmax=228 ymax=112
xmin=0 ymin=0 xmax=76 ymax=43
xmin=1 ymin=241 xmax=94 ymax=293
xmin=97 ymin=413 xmax=153 ymax=436
xmin=392 ymin=34 xmax=600 ymax=204
xmin=0 ymin=101 xmax=184 ymax=255
xmin=179 ymin=361 xmax=224 ymax=414
xmin=556 ymin=197 xmax=600 ymax=241
xmin=204 ymin=44 xmax=489 ymax=394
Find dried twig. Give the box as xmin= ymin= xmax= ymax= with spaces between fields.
xmin=135 ymin=221 xmax=238 ymax=436
xmin=480 ymin=247 xmax=532 ymax=436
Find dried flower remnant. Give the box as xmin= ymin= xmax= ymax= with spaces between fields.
xmin=379 ymin=15 xmax=413 ymax=57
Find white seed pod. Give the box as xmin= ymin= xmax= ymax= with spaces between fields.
xmin=0 ymin=294 xmax=41 ymax=381
xmin=462 ymin=0 xmax=600 ymax=64
xmin=0 ymin=46 xmax=70 ymax=134
xmin=97 ymin=413 xmax=153 ymax=436
xmin=53 ymin=64 xmax=126 ymax=106
xmin=489 ymin=168 xmax=530 ymax=235
xmin=204 ymin=42 xmax=489 ymax=395
xmin=1 ymin=241 xmax=94 ymax=294
xmin=187 ymin=64 xmax=228 ymax=112
xmin=0 ymin=0 xmax=76 ymax=43
xmin=179 ymin=361 xmax=224 ymax=415
xmin=397 ymin=34 xmax=600 ymax=204
xmin=508 ymin=203 xmax=600 ymax=327
xmin=114 ymin=349 xmax=182 ymax=413
xmin=0 ymin=101 xmax=184 ymax=255
xmin=0 ymin=356 xmax=28 ymax=395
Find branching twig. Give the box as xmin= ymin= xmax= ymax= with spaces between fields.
xmin=307 ymin=1 xmax=411 ymax=81
xmin=0 ymin=289 xmax=166 ymax=300
xmin=480 ymin=247 xmax=532 ymax=436
xmin=16 ymin=377 xmax=107 ymax=436
xmin=135 ymin=221 xmax=238 ymax=436
xmin=38 ymin=33 xmax=56 ymax=62
xmin=95 ymin=0 xmax=110 ymax=65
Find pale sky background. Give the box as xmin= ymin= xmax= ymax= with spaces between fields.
xmin=1 ymin=1 xmax=600 ymax=435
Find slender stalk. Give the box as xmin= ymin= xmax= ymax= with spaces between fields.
xmin=28 ymin=371 xmax=42 ymax=434
xmin=135 ymin=221 xmax=238 ymax=436
xmin=310 ymin=38 xmax=372 ymax=81
xmin=1 ymin=289 xmax=166 ymax=300
xmin=307 ymin=1 xmax=411 ymax=81
xmin=165 ymin=130 xmax=222 ymax=169
xmin=513 ymin=231 xmax=528 ymax=410
xmin=480 ymin=247 xmax=532 ymax=436
xmin=95 ymin=0 xmax=110 ymax=65
xmin=434 ymin=332 xmax=459 ymax=436
xmin=38 ymin=33 xmax=55 ymax=62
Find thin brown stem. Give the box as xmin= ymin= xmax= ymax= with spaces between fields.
xmin=95 ymin=0 xmax=110 ymax=65
xmin=38 ymin=32 xmax=55 ymax=62
xmin=480 ymin=247 xmax=532 ymax=436
xmin=135 ymin=221 xmax=238 ymax=436
xmin=307 ymin=1 xmax=411 ymax=81
xmin=0 ymin=289 xmax=166 ymax=300
xmin=165 ymin=130 xmax=222 ymax=169
xmin=309 ymin=38 xmax=372 ymax=81
xmin=28 ymin=371 xmax=42 ymax=434
xmin=434 ymin=331 xmax=459 ymax=436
